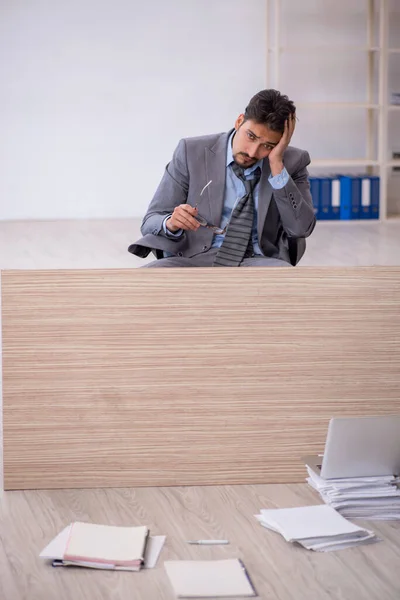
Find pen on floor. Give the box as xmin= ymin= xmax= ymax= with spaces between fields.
xmin=186 ymin=539 xmax=229 ymax=545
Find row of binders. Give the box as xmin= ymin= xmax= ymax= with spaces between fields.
xmin=310 ymin=174 xmax=379 ymax=220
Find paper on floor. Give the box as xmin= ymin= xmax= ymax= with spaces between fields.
xmin=164 ymin=559 xmax=256 ymax=598
xmin=255 ymin=504 xmax=379 ymax=552
xmin=306 ymin=465 xmax=400 ymax=520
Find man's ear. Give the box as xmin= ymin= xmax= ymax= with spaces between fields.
xmin=234 ymin=114 xmax=245 ymax=130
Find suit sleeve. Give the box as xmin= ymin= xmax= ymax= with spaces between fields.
xmin=141 ymin=139 xmax=189 ymax=237
xmin=272 ymin=151 xmax=316 ymax=238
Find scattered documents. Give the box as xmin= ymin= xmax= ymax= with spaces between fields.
xmin=164 ymin=559 xmax=256 ymax=598
xmin=40 ymin=522 xmax=166 ymax=571
xmin=255 ymin=505 xmax=379 ymax=551
xmin=306 ymin=465 xmax=400 ymax=520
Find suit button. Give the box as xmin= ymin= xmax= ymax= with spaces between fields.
xmin=177 ymin=252 xmax=183 ymax=257
xmin=203 ymin=245 xmax=208 ymax=251
xmin=293 ymin=203 xmax=297 ymax=209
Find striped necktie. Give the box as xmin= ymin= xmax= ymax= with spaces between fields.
xmin=213 ymin=164 xmax=261 ymax=267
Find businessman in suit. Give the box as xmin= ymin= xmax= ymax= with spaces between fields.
xmin=128 ymin=89 xmax=316 ymax=267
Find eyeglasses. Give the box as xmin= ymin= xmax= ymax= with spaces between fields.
xmin=194 ymin=180 xmax=227 ymax=235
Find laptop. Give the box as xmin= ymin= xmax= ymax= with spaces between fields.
xmin=304 ymin=415 xmax=400 ymax=479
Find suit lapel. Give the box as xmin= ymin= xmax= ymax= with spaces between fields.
xmin=204 ymin=131 xmax=231 ymax=226
xmin=257 ymin=158 xmax=273 ymax=239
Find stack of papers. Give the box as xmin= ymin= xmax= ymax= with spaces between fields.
xmin=255 ymin=505 xmax=379 ymax=551
xmin=40 ymin=522 xmax=166 ymax=571
xmin=307 ymin=466 xmax=400 ymax=520
xmin=164 ymin=559 xmax=256 ymax=598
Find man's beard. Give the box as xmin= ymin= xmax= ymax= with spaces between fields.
xmin=233 ymin=152 xmax=257 ymax=167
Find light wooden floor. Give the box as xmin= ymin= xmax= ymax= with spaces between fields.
xmin=1 ymin=220 xmax=400 ymax=599
xmin=0 ymin=218 xmax=400 ymax=269
xmin=1 ymin=483 xmax=400 ymax=600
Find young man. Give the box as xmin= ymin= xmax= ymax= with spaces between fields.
xmin=129 ymin=89 xmax=316 ymax=267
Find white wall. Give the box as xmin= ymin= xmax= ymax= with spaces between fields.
xmin=0 ymin=0 xmax=399 ymax=220
xmin=0 ymin=0 xmax=266 ymax=220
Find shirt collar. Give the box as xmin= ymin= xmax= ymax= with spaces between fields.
xmin=226 ymin=130 xmax=263 ymax=175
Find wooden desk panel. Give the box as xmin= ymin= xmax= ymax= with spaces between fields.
xmin=2 ymin=267 xmax=400 ymax=490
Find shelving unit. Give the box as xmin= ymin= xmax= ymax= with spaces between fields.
xmin=266 ymin=0 xmax=400 ymax=220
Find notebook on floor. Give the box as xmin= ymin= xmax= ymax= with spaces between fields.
xmin=164 ymin=559 xmax=257 ymax=598
xmin=40 ymin=522 xmax=165 ymax=571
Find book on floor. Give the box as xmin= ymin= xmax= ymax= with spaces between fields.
xmin=40 ymin=522 xmax=165 ymax=571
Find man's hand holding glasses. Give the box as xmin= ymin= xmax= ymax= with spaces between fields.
xmin=165 ymin=181 xmax=226 ymax=236
xmin=165 ymin=204 xmax=201 ymax=233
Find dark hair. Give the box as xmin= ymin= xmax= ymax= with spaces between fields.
xmin=244 ymin=89 xmax=296 ymax=133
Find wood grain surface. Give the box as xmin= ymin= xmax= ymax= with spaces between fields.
xmin=2 ymin=267 xmax=400 ymax=490
xmin=0 ymin=484 xmax=399 ymax=600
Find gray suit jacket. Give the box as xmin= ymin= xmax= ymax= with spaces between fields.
xmin=128 ymin=130 xmax=316 ymax=265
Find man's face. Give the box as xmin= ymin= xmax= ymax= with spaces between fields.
xmin=232 ymin=115 xmax=282 ymax=168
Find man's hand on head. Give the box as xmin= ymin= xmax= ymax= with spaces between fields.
xmin=268 ymin=114 xmax=296 ymax=176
